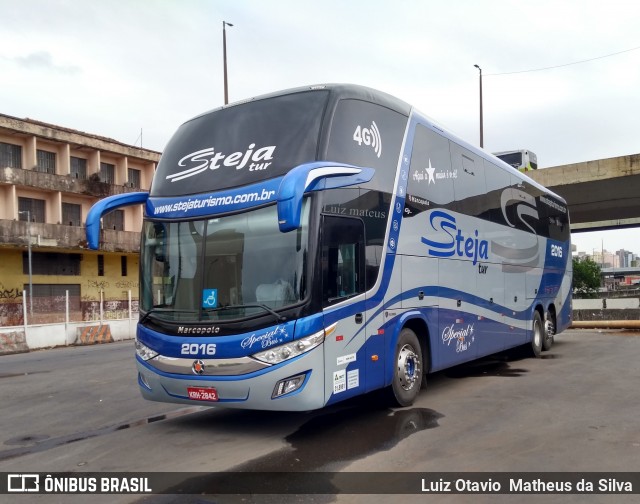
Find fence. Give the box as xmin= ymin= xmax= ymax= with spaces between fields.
xmin=0 ymin=290 xmax=138 ymax=326
xmin=3 ymin=293 xmax=638 ymax=355
xmin=0 ymin=290 xmax=139 ymax=354
xmin=572 ymin=297 xmax=640 ymax=322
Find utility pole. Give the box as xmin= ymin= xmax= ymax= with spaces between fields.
xmin=474 ymin=64 xmax=484 ymax=148
xmin=223 ymin=21 xmax=234 ymax=105
xmin=18 ymin=210 xmax=33 ymax=317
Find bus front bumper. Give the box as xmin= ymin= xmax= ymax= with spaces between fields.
xmin=135 ymin=345 xmax=326 ymax=411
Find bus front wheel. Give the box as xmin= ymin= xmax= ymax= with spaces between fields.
xmin=388 ymin=328 xmax=423 ymax=407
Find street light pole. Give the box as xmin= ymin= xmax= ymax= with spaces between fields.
xmin=223 ymin=21 xmax=234 ymax=105
xmin=474 ymin=64 xmax=484 ymax=148
xmin=18 ymin=210 xmax=33 ymax=317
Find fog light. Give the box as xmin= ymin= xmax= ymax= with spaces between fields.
xmin=272 ymin=373 xmax=307 ymax=399
xmin=138 ymin=372 xmax=152 ymax=391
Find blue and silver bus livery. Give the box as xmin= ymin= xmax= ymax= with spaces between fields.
xmin=86 ymin=84 xmax=572 ymax=411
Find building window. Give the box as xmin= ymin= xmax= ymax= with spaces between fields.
xmin=98 ymin=255 xmax=104 ymax=276
xmin=70 ymin=157 xmax=87 ymax=180
xmin=121 ymin=256 xmax=127 ymax=276
xmin=36 ymin=149 xmax=56 ymax=174
xmin=26 ymin=284 xmax=81 ymax=313
xmin=100 ymin=162 xmax=115 ymax=184
xmin=62 ymin=203 xmax=82 ymax=227
xmin=0 ymin=142 xmax=22 ymax=168
xmin=24 ymin=252 xmax=81 ymax=275
xmin=18 ymin=197 xmax=45 ymax=223
xmin=103 ymin=209 xmax=124 ymax=231
xmin=127 ymin=168 xmax=141 ymax=188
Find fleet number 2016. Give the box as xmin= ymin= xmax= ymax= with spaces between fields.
xmin=551 ymin=244 xmax=563 ymax=258
xmin=181 ymin=343 xmax=217 ymax=356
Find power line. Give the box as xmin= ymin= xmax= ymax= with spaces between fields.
xmin=132 ymin=128 xmax=143 ymax=148
xmin=485 ymin=44 xmax=640 ymax=76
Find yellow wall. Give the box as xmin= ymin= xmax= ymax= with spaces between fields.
xmin=0 ymin=249 xmax=139 ymax=302
xmin=0 ymin=251 xmax=24 ymax=302
xmin=82 ymin=252 xmax=139 ymax=301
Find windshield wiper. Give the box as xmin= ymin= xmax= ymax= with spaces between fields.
xmin=139 ymin=307 xmax=198 ymax=325
xmin=203 ymin=304 xmax=286 ymax=323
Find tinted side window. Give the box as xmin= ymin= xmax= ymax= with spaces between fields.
xmin=450 ymin=143 xmax=487 ymax=217
xmin=509 ymin=176 xmax=545 ymax=236
xmin=482 ymin=160 xmax=511 ymax=225
xmin=322 ymin=188 xmax=390 ymax=290
xmin=405 ymin=124 xmax=454 ymax=216
xmin=538 ymin=194 xmax=570 ymax=242
xmin=321 ymin=216 xmax=365 ymax=306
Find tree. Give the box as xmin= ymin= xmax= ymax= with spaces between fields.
xmin=573 ymin=257 xmax=601 ymax=298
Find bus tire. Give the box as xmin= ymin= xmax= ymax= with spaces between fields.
xmin=529 ymin=311 xmax=543 ymax=358
xmin=388 ymin=328 xmax=423 ymax=407
xmin=542 ymin=312 xmax=555 ymax=351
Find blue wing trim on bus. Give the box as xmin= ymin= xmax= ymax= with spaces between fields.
xmin=277 ymin=162 xmax=375 ymax=232
xmin=86 ymin=192 xmax=149 ymax=250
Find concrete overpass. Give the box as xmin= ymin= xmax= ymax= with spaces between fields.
xmin=527 ymin=153 xmax=640 ymax=232
xmin=601 ymin=267 xmax=640 ymax=277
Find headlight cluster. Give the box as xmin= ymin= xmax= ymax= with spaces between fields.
xmin=252 ymin=324 xmax=336 ymax=364
xmin=135 ymin=338 xmax=158 ymax=361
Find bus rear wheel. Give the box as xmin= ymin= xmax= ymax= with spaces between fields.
xmin=528 ymin=311 xmax=543 ymax=358
xmin=388 ymin=328 xmax=423 ymax=407
xmin=542 ymin=312 xmax=555 ymax=351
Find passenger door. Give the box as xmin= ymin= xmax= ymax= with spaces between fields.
xmin=321 ymin=215 xmax=368 ymax=404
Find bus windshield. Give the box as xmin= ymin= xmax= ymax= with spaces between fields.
xmin=140 ymin=201 xmax=310 ymax=322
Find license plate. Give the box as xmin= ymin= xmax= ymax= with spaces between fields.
xmin=187 ymin=386 xmax=219 ymax=402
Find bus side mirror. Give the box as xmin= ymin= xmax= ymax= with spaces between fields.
xmin=86 ymin=192 xmax=149 ymax=249
xmin=276 ymin=162 xmax=375 ymax=232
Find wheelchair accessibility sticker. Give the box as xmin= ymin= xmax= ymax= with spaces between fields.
xmin=202 ymin=289 xmax=218 ymax=308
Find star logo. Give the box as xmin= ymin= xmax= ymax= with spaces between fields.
xmin=192 ymin=360 xmax=205 ymax=375
xmin=426 ymin=159 xmax=436 ymax=184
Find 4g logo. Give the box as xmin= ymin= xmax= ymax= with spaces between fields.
xmin=353 ymin=121 xmax=382 ymax=158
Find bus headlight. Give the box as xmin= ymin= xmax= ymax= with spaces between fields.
xmin=135 ymin=338 xmax=158 ymax=361
xmin=252 ymin=324 xmax=335 ymax=365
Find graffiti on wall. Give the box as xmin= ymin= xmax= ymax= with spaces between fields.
xmin=0 ymin=283 xmax=23 ymax=300
xmin=81 ymin=299 xmax=139 ymax=321
xmin=115 ymin=280 xmax=139 ymax=289
xmin=87 ymin=280 xmax=110 ymax=291
xmin=0 ymin=283 xmax=24 ymax=325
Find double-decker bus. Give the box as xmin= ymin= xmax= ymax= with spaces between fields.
xmin=493 ymin=149 xmax=538 ymax=171
xmin=86 ymin=84 xmax=571 ymax=411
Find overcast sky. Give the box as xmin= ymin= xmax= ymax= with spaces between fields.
xmin=3 ymin=0 xmax=640 ymax=255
